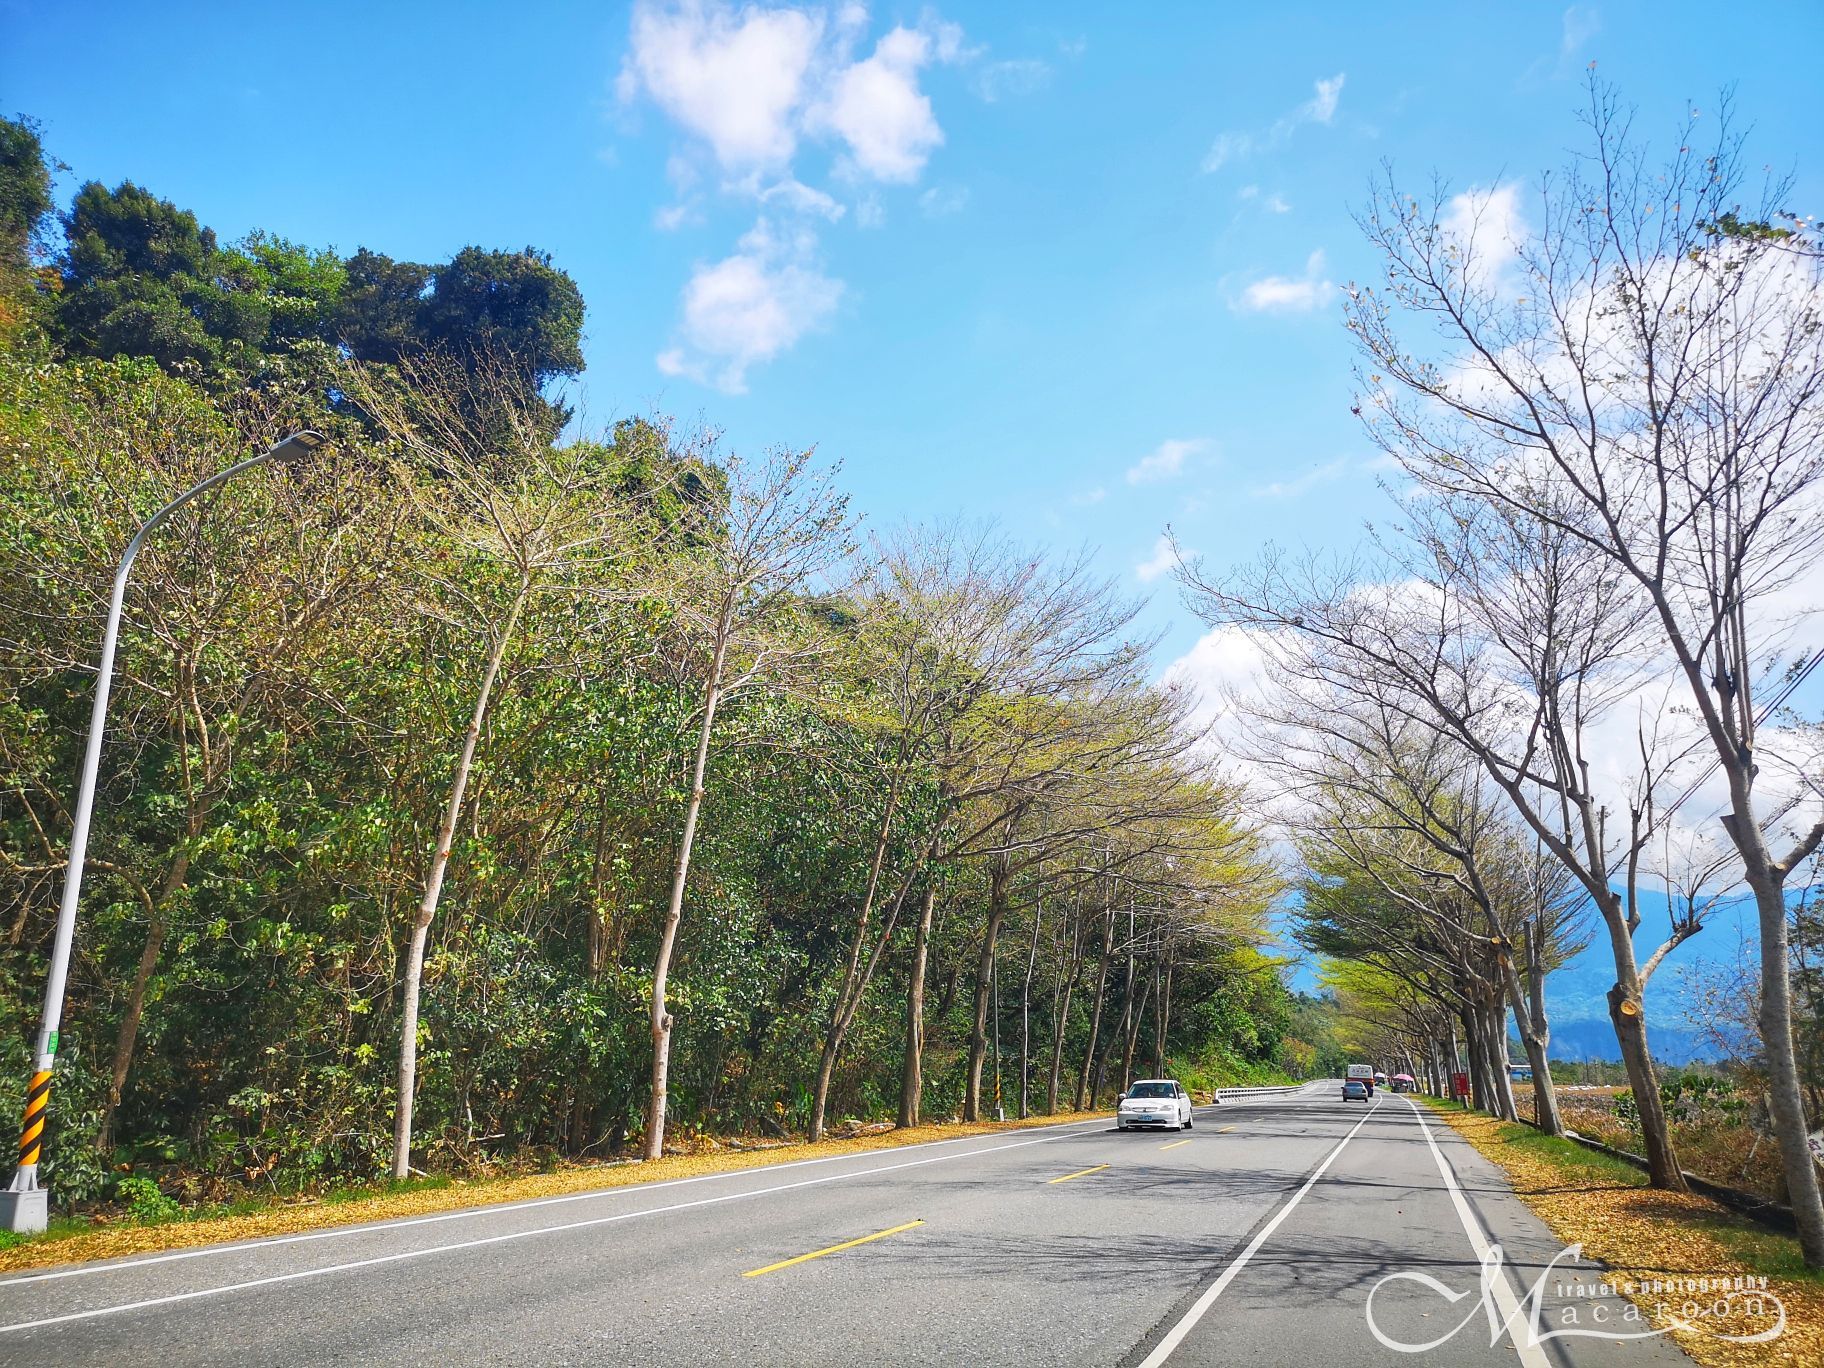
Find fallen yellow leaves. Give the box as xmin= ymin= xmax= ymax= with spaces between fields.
xmin=1431 ymin=1102 xmax=1822 ymax=1367
xmin=0 ymin=1110 xmax=1106 ymax=1277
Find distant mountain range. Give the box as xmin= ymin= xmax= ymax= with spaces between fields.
xmin=1537 ymin=892 xmax=1756 ymax=1065
xmin=1542 ymin=1017 xmax=1711 ymax=1066
xmin=1281 ymin=891 xmax=1760 ymax=1067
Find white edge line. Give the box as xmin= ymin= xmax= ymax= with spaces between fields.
xmin=0 ymin=1120 xmax=1118 ymax=1336
xmin=1400 ymin=1097 xmax=1552 ymax=1368
xmin=0 ymin=1112 xmax=1122 ymax=1290
xmin=1136 ymin=1093 xmax=1383 ymax=1368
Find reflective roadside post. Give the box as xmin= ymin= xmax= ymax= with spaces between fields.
xmin=0 ymin=431 xmax=326 ymax=1234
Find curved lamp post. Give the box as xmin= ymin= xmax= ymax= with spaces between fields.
xmin=0 ymin=431 xmax=326 ymax=1234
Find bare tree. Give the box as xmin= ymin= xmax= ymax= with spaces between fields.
xmin=1251 ymin=676 xmax=1586 ymax=1132
xmin=802 ymin=523 xmax=1167 ymax=1129
xmin=1183 ymin=506 xmax=1711 ymax=1184
xmin=352 ymin=352 xmax=648 ymax=1179
xmin=1346 ymin=79 xmax=1824 ymax=1256
xmin=644 ymin=447 xmax=853 ymax=1160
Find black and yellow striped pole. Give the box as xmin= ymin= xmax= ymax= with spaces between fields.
xmin=1 ymin=432 xmax=325 ymax=1235
xmin=18 ymin=1068 xmax=50 ymax=1170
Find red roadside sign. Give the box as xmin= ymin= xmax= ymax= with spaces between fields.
xmin=1451 ymin=1071 xmax=1470 ymax=1100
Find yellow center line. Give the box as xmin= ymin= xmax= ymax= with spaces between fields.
xmin=1046 ymin=1163 xmax=1110 ymax=1185
xmin=1217 ymin=1125 xmax=1235 ymax=1133
xmin=743 ymin=1219 xmax=925 ymax=1278
xmin=1159 ymin=1139 xmax=1192 ymax=1151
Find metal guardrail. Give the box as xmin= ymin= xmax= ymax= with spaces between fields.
xmin=1210 ymin=1084 xmax=1305 ymax=1100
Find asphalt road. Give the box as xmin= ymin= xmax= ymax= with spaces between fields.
xmin=0 ymin=1082 xmax=1696 ymax=1366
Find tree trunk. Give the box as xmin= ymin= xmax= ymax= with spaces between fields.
xmin=1607 ymin=982 xmax=1686 ymax=1190
xmin=1504 ymin=922 xmax=1564 ymax=1135
xmin=1047 ymin=911 xmax=1084 ymax=1114
xmin=1119 ymin=979 xmax=1152 ymax=1088
xmin=1075 ymin=908 xmax=1114 ymax=1110
xmin=1019 ymin=897 xmax=1041 ymax=1119
xmin=393 ymin=585 xmax=526 ymax=1179
xmin=99 ymin=904 xmax=168 ymax=1150
xmin=1739 ymin=849 xmax=1824 ymax=1264
xmin=809 ymin=785 xmax=904 ymax=1141
xmin=1096 ymin=949 xmax=1137 ymax=1106
xmin=1153 ymin=953 xmax=1172 ymax=1078
xmin=1461 ymin=1007 xmax=1488 ymax=1110
xmin=99 ymin=846 xmax=194 ymax=1149
xmin=990 ymin=953 xmax=1003 ymax=1120
xmin=1486 ymin=997 xmax=1518 ymax=1121
xmin=899 ymin=885 xmax=935 ymax=1128
xmin=1754 ymin=881 xmax=1824 ymax=1264
xmin=645 ymin=627 xmax=729 ymax=1162
xmin=964 ymin=856 xmax=1010 ymax=1122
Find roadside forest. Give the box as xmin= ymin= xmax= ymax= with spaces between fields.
xmin=0 ymin=117 xmax=1292 ymax=1210
xmin=1184 ymin=80 xmax=1824 ymax=1264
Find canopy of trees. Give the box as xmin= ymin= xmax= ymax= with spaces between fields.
xmin=0 ymin=116 xmax=1299 ymax=1210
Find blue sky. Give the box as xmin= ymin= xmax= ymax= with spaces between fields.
xmin=7 ymin=2 xmax=1821 ymax=1034
xmin=8 ymin=2 xmax=1818 ymax=666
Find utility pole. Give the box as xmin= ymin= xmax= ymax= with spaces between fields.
xmin=1 ymin=433 xmax=324 ymax=1234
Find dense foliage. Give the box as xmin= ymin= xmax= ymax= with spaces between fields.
xmin=0 ymin=117 xmax=1299 ymax=1211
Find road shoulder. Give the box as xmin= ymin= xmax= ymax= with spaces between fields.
xmin=1425 ymin=1097 xmax=1817 ymax=1367
xmin=0 ymin=1110 xmax=1106 ymax=1278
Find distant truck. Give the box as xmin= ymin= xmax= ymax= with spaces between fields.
xmin=1346 ymin=1063 xmax=1376 ymax=1096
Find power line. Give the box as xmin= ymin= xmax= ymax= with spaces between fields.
xmin=1659 ymin=646 xmax=1824 ymax=823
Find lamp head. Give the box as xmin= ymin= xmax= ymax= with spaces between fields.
xmin=271 ymin=430 xmax=327 ymax=463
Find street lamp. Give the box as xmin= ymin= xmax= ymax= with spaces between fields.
xmin=0 ymin=430 xmax=326 ymax=1234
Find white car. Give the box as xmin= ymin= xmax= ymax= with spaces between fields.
xmin=1116 ymin=1079 xmax=1194 ymax=1130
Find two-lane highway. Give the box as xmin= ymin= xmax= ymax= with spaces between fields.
xmin=0 ymin=1083 xmax=1694 ymax=1365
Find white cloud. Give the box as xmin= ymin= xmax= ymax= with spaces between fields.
xmin=1302 ymin=73 xmax=1344 ymax=125
xmin=974 ymin=57 xmax=1050 ymax=102
xmin=1161 ymin=623 xmax=1275 ymax=738
xmin=625 ymin=4 xmax=975 ymax=387
xmin=1126 ymin=437 xmax=1208 ymax=485
xmin=1559 ymin=5 xmax=1601 ymax=64
xmin=1201 ymin=132 xmax=1254 ymax=174
xmin=1441 ymin=182 xmax=1526 ymax=294
xmin=817 ymin=25 xmax=946 ymax=182
xmin=1251 ymin=456 xmax=1351 ymax=498
xmin=1235 ymin=250 xmax=1335 ymax=314
xmin=759 ymin=177 xmax=847 ymax=221
xmin=1202 ymin=72 xmax=1345 ymax=173
xmin=1237 ymin=186 xmax=1292 ymax=213
xmin=918 ymin=184 xmax=968 ymax=217
xmin=623 ymin=5 xmax=968 ymax=188
xmin=1135 ymin=534 xmax=1183 ymax=583
xmin=1524 ymin=5 xmax=1603 ymax=85
xmin=657 ymin=215 xmax=843 ymax=393
xmin=620 ymin=1 xmax=823 ymax=172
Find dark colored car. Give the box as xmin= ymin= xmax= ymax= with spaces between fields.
xmin=1342 ymin=1079 xmax=1370 ymax=1101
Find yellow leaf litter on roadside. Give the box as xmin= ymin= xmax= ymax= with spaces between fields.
xmin=0 ymin=1110 xmax=1106 ymax=1277
xmin=1432 ymin=1104 xmax=1821 ymax=1367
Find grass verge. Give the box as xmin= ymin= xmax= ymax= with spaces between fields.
xmin=0 ymin=1110 xmax=1106 ymax=1275
xmin=1422 ymin=1096 xmax=1820 ymax=1366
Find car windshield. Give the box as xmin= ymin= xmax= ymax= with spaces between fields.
xmin=1128 ymin=1082 xmax=1175 ymax=1098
